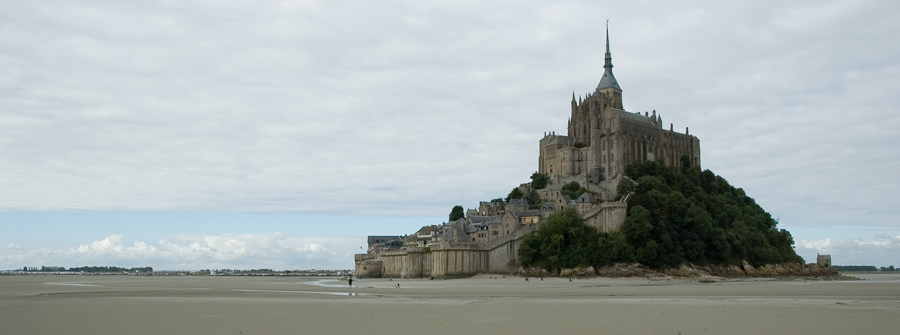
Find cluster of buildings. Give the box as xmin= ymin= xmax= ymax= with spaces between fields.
xmin=367 ymin=189 xmax=623 ymax=256
xmin=356 ymin=27 xmax=701 ymax=278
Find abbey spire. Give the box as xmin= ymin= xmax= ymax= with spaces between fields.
xmin=595 ymin=20 xmax=622 ymax=109
xmin=604 ymin=20 xmax=613 ymax=69
xmin=596 ymin=20 xmax=621 ymax=92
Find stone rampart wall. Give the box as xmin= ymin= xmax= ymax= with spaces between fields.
xmin=430 ymin=248 xmax=488 ymax=277
xmin=583 ymin=201 xmax=627 ymax=233
xmin=379 ymin=251 xmax=410 ymax=278
xmin=353 ymin=226 xmax=537 ymax=278
xmin=354 ymin=253 xmax=383 ymax=278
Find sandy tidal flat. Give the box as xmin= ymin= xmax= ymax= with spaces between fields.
xmin=1 ymin=273 xmax=899 ymax=334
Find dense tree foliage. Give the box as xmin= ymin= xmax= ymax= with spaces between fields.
xmin=616 ymin=177 xmax=636 ymax=199
xmin=506 ymin=187 xmax=524 ymax=201
xmin=449 ymin=205 xmax=465 ymax=221
xmin=622 ymin=159 xmax=801 ymax=267
xmin=526 ymin=189 xmax=542 ymax=210
xmin=530 ymin=172 xmax=550 ymax=190
xmin=527 ymin=173 xmax=550 ymax=209
xmin=519 ymin=209 xmax=598 ymax=269
xmin=560 ymin=181 xmax=587 ymax=199
xmin=519 ymin=159 xmax=802 ymax=270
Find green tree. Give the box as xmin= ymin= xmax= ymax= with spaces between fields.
xmin=616 ymin=177 xmax=636 ymax=199
xmin=617 ymin=159 xmax=802 ymax=268
xmin=680 ymin=154 xmax=692 ymax=171
xmin=526 ymin=189 xmax=542 ymax=209
xmin=560 ymin=181 xmax=586 ymax=199
xmin=530 ymin=172 xmax=550 ymax=190
xmin=506 ymin=187 xmax=524 ymax=201
xmin=449 ymin=205 xmax=465 ymax=221
xmin=596 ymin=231 xmax=634 ymax=265
xmin=518 ymin=208 xmax=598 ymax=270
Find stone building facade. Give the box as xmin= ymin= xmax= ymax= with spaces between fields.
xmin=539 ymin=29 xmax=700 ymax=182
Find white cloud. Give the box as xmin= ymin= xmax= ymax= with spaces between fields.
xmin=2 ymin=0 xmax=896 ymax=220
xmin=798 ymin=238 xmax=834 ymax=250
xmin=795 ymin=234 xmax=900 ymax=267
xmin=0 ymin=234 xmax=361 ymax=270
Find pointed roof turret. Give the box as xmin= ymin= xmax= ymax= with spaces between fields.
xmin=596 ymin=20 xmax=621 ymax=92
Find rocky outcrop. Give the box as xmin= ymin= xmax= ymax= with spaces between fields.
xmin=723 ymin=261 xmax=839 ymax=278
xmin=663 ymin=264 xmax=713 ymax=278
xmin=705 ymin=264 xmax=745 ymax=277
xmin=522 ymin=261 xmax=845 ymax=280
xmin=559 ymin=266 xmax=597 ymax=277
xmin=741 ymin=260 xmax=758 ymax=276
xmin=595 ymin=263 xmax=664 ymax=278
xmin=519 ymin=267 xmax=551 ymax=278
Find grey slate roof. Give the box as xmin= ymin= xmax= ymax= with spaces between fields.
xmin=596 ymin=67 xmax=621 ymax=91
xmin=463 ymin=222 xmax=477 ymax=234
xmin=612 ymin=109 xmax=653 ymax=124
xmin=543 ymin=134 xmax=572 ymax=145
xmin=507 ymin=198 xmax=530 ymax=207
xmin=469 ymin=215 xmax=494 ymax=224
xmin=367 ymin=236 xmax=400 ymax=244
xmin=577 ymin=193 xmax=592 ymax=203
xmin=540 ymin=202 xmax=556 ymax=211
xmin=415 ymin=226 xmax=435 ymax=235
xmin=509 ymin=209 xmax=541 ymax=218
xmin=522 ymin=209 xmax=541 ymax=217
xmin=448 ymin=221 xmax=470 ymax=242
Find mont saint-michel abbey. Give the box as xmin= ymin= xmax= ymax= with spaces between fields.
xmin=540 ymin=30 xmax=700 ymax=184
xmin=354 ymin=30 xmax=701 ymax=278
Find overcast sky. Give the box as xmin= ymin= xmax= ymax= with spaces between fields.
xmin=2 ymin=0 xmax=898 ymax=270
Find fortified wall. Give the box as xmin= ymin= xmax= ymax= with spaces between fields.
xmin=355 ymin=226 xmax=536 ymax=278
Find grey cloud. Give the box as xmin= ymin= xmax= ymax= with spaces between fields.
xmin=1 ymin=0 xmax=899 ymax=231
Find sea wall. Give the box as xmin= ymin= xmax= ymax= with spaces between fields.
xmin=353 ymin=254 xmax=382 ymax=278
xmin=354 ymin=226 xmax=537 ymax=278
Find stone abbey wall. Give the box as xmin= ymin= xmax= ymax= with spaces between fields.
xmin=541 ymin=104 xmax=701 ymax=183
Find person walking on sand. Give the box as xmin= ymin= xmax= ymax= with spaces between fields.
xmin=348 ymin=278 xmax=353 ymax=287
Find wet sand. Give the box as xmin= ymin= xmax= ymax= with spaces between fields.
xmin=2 ymin=273 xmax=898 ymax=334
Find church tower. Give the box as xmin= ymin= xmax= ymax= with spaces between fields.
xmin=595 ymin=21 xmax=623 ymax=109
xmin=541 ymin=22 xmax=699 ymax=184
